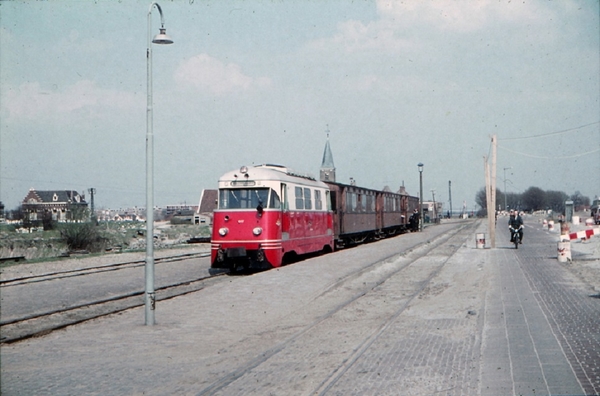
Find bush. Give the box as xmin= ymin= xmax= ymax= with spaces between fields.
xmin=59 ymin=223 xmax=109 ymax=253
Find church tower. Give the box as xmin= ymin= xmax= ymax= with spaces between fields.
xmin=320 ymin=125 xmax=336 ymax=182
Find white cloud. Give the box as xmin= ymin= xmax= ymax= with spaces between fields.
xmin=174 ymin=54 xmax=272 ymax=95
xmin=376 ymin=0 xmax=550 ymax=32
xmin=3 ymin=80 xmax=138 ymax=121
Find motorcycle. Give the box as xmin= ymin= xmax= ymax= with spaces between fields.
xmin=509 ymin=225 xmax=523 ymax=249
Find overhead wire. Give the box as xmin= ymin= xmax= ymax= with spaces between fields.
xmin=499 ymin=121 xmax=599 ymax=141
xmin=495 ymin=120 xmax=599 ymax=159
xmin=499 ymin=145 xmax=600 ymax=159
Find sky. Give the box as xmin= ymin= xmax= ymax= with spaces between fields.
xmin=1 ymin=0 xmax=599 ymax=213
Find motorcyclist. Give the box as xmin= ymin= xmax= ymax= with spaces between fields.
xmin=508 ymin=209 xmax=523 ymax=243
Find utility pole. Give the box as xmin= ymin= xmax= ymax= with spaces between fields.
xmin=484 ymin=135 xmax=497 ymax=248
xmin=491 ymin=135 xmax=496 ymax=248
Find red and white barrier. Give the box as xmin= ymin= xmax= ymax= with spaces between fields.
xmin=561 ymin=227 xmax=600 ymax=241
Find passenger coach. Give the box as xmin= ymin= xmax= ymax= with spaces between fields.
xmin=324 ymin=181 xmax=419 ymax=248
xmin=211 ymin=164 xmax=334 ymax=270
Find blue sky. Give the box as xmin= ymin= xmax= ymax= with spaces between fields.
xmin=1 ymin=0 xmax=598 ymax=212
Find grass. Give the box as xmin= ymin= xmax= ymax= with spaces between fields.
xmin=0 ymin=221 xmax=211 ymax=263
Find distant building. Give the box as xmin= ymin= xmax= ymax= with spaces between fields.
xmin=22 ymin=189 xmax=88 ymax=222
xmin=320 ymin=127 xmax=336 ymax=182
xmin=422 ymin=200 xmax=443 ymax=222
xmin=194 ymin=189 xmax=218 ymax=225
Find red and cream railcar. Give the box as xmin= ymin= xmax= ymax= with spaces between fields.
xmin=211 ymin=165 xmax=334 ymax=270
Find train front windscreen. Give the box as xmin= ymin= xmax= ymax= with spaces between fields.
xmin=219 ymin=188 xmax=281 ymax=210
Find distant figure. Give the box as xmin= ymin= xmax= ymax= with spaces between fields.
xmin=409 ymin=209 xmax=420 ymax=232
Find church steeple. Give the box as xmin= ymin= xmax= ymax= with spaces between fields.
xmin=320 ymin=125 xmax=336 ymax=182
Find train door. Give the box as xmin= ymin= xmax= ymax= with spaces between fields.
xmin=376 ymin=192 xmax=383 ymax=230
xmin=280 ymin=183 xmax=291 ymax=240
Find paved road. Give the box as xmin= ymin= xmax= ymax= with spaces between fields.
xmin=1 ymin=218 xmax=598 ymax=395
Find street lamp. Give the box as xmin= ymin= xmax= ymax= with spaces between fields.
xmin=431 ymin=189 xmax=436 ymax=223
xmin=418 ymin=163 xmax=424 ymax=231
xmin=503 ymin=167 xmax=511 ymax=211
xmin=146 ymin=1 xmax=173 ymax=326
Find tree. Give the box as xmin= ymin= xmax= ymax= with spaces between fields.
xmin=505 ymin=192 xmax=521 ymax=211
xmin=475 ymin=187 xmax=503 ymax=211
xmin=521 ymin=186 xmax=546 ymax=211
xmin=570 ymin=191 xmax=590 ymax=211
xmin=475 ymin=187 xmax=487 ymax=210
xmin=546 ymin=190 xmax=569 ymax=213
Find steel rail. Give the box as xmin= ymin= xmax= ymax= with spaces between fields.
xmin=0 ymin=271 xmax=226 ymax=344
xmin=0 ymin=252 xmax=210 ymax=287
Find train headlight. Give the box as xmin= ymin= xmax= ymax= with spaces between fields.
xmin=252 ymin=227 xmax=262 ymax=236
xmin=218 ymin=227 xmax=229 ymax=236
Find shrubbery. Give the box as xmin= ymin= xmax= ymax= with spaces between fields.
xmin=59 ymin=223 xmax=109 ymax=253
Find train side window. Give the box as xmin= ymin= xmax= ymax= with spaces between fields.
xmin=304 ymin=188 xmax=312 ymax=210
xmin=281 ymin=184 xmax=288 ymax=211
xmin=269 ymin=189 xmax=281 ymax=209
xmin=315 ymin=189 xmax=322 ymax=210
xmin=295 ymin=186 xmax=304 ymax=210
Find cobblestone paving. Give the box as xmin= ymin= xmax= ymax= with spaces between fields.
xmin=480 ymin=222 xmax=599 ymax=396
xmin=516 ymin=226 xmax=600 ymax=395
xmin=321 ymin=238 xmax=486 ymax=396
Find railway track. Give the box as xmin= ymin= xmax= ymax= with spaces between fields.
xmin=196 ymin=221 xmax=477 ymax=395
xmin=0 ymin=252 xmax=210 ymax=287
xmin=0 ymin=252 xmax=221 ymax=344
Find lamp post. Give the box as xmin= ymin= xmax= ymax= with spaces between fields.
xmin=431 ymin=189 xmax=436 ymax=223
xmin=503 ymin=167 xmax=511 ymax=211
xmin=146 ymin=2 xmax=173 ymax=326
xmin=418 ymin=163 xmax=424 ymax=231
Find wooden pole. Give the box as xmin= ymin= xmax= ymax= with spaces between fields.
xmin=490 ymin=135 xmax=497 ymax=248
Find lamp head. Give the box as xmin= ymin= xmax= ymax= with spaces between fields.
xmin=418 ymin=163 xmax=424 ymax=172
xmin=153 ymin=28 xmax=173 ymax=44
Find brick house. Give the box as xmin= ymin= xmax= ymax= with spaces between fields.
xmin=22 ymin=189 xmax=88 ymax=222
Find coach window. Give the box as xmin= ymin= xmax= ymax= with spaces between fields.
xmin=366 ymin=194 xmax=373 ymax=213
xmin=304 ymin=188 xmax=312 ymax=210
xmin=346 ymin=192 xmax=354 ymax=213
xmin=315 ymin=189 xmax=323 ymax=210
xmin=295 ymin=186 xmax=304 ymax=209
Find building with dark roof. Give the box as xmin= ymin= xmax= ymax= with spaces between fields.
xmin=194 ymin=189 xmax=217 ymax=225
xmin=22 ymin=189 xmax=88 ymax=222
